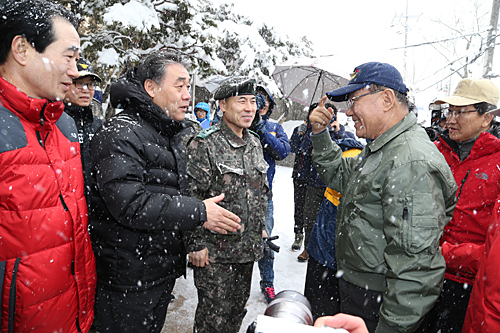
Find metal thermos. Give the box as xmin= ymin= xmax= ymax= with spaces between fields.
xmin=263 ymin=290 xmax=314 ymax=326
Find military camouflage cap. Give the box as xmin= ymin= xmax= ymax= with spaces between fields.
xmin=213 ymin=76 xmax=256 ymax=100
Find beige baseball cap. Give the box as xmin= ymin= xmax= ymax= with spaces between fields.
xmin=435 ymin=78 xmax=499 ymax=107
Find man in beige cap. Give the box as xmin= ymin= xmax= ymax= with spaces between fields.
xmin=417 ymin=78 xmax=500 ymax=333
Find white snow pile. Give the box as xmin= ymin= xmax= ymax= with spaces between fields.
xmin=104 ymin=0 xmax=160 ymax=32
xmin=97 ymin=48 xmax=120 ymax=67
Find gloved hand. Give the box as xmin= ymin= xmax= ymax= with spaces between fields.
xmin=250 ymin=112 xmax=266 ymax=136
xmin=263 ymin=235 xmax=280 ymax=259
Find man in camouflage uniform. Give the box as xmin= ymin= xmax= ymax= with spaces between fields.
xmin=187 ymin=77 xmax=269 ymax=333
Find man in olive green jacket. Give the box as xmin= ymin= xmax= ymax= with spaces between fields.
xmin=309 ymin=62 xmax=457 ymax=333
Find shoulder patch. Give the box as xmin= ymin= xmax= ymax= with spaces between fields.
xmin=0 ymin=105 xmax=27 ymax=153
xmin=56 ymin=112 xmax=79 ymax=142
xmin=197 ymin=126 xmax=220 ymax=139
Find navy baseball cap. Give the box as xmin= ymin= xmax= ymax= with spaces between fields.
xmin=76 ymin=57 xmax=102 ymax=83
xmin=326 ymin=62 xmax=408 ymax=102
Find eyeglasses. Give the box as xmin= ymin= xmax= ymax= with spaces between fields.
xmin=347 ymin=89 xmax=384 ymax=109
xmin=73 ymin=81 xmax=95 ymax=91
xmin=443 ymin=108 xmax=479 ymax=118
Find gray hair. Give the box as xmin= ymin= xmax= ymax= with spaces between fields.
xmin=369 ymin=83 xmax=409 ymax=108
xmin=136 ymin=51 xmax=186 ymax=86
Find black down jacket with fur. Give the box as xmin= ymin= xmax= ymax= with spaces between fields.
xmin=89 ymin=68 xmax=206 ymax=291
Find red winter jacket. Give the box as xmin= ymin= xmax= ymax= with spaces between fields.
xmin=462 ymin=198 xmax=500 ymax=333
xmin=436 ymin=132 xmax=500 ymax=285
xmin=0 ymin=78 xmax=96 ymax=332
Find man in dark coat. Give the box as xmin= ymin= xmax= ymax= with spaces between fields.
xmin=64 ymin=57 xmax=102 ymax=209
xmin=90 ymin=51 xmax=242 ymax=333
xmin=290 ymin=119 xmax=312 ymax=251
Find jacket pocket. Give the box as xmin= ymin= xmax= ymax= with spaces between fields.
xmin=214 ymin=161 xmax=245 ymax=198
xmin=255 ymin=161 xmax=269 ymax=191
xmin=255 ymin=161 xmax=268 ymax=175
xmin=402 ymin=194 xmax=440 ymax=254
xmin=344 ymin=217 xmax=386 ymax=268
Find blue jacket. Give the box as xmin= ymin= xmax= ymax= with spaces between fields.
xmin=195 ymin=107 xmax=211 ymax=129
xmin=307 ymin=137 xmax=364 ymax=269
xmin=197 ymin=118 xmax=210 ymax=129
xmin=307 ymin=197 xmax=339 ymax=269
xmin=260 ymin=119 xmax=290 ymax=189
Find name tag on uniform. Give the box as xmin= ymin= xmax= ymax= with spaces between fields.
xmin=217 ymin=163 xmax=244 ymax=175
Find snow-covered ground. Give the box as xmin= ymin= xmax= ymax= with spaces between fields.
xmin=162 ymin=166 xmax=307 ymax=333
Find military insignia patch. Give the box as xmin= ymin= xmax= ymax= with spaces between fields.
xmin=197 ymin=126 xmax=220 ymax=139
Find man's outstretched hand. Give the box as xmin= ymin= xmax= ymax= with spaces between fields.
xmin=202 ymin=193 xmax=241 ymax=234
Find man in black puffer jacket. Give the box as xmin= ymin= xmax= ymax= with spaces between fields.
xmin=90 ymin=51 xmax=242 ymax=333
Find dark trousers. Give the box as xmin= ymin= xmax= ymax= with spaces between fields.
xmin=303 ymin=185 xmax=326 ymax=248
xmin=416 ymin=278 xmax=473 ymax=333
xmin=94 ymin=279 xmax=175 ymax=333
xmin=193 ymin=262 xmax=253 ymax=333
xmin=339 ymin=278 xmax=382 ymax=333
xmin=293 ymin=178 xmax=308 ymax=234
xmin=304 ymin=256 xmax=340 ymax=321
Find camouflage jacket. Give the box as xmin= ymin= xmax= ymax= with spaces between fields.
xmin=186 ymin=119 xmax=269 ymax=263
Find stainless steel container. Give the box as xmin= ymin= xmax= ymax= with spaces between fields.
xmin=263 ymin=290 xmax=314 ymax=326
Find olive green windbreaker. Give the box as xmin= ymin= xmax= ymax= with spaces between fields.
xmin=311 ymin=112 xmax=457 ymax=333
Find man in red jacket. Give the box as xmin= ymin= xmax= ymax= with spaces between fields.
xmin=418 ymin=78 xmax=500 ymax=333
xmin=0 ymin=1 xmax=97 ymax=332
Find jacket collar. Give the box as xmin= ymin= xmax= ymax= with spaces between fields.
xmin=219 ymin=118 xmax=249 ymax=148
xmin=368 ymin=112 xmax=416 ymax=153
xmin=64 ymin=102 xmax=93 ymax=122
xmin=0 ymin=76 xmax=64 ymax=124
xmin=439 ymin=131 xmax=500 ymax=160
xmin=139 ymin=102 xmax=185 ymax=138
